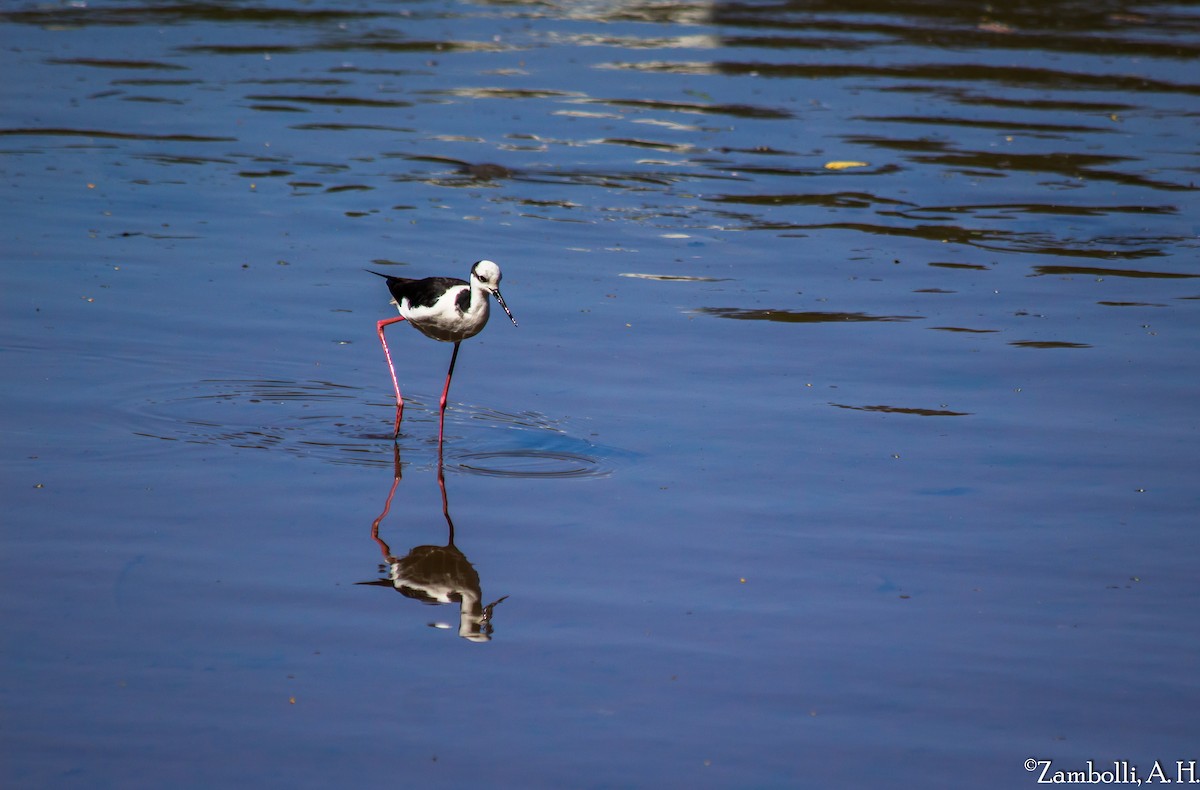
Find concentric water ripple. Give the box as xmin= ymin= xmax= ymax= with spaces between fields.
xmin=451 ymin=449 xmax=609 ymax=479
xmin=128 ymin=378 xmax=622 ymax=477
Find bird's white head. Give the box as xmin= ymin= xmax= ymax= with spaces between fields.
xmin=470 ymin=259 xmax=503 ymax=291
xmin=470 ymin=259 xmax=518 ymax=327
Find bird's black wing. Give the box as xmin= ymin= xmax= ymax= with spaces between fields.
xmin=368 ymin=269 xmax=469 ymax=308
xmin=391 ymin=277 xmax=468 ymax=309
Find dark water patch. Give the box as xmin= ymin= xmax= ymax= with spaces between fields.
xmin=587 ymin=97 xmax=793 ymax=120
xmin=291 ymin=123 xmax=415 ymax=134
xmin=135 ymin=153 xmax=237 ymax=167
xmin=121 ymin=96 xmax=186 ymax=106
xmin=517 ymin=198 xmax=582 ymax=210
xmin=698 ymin=308 xmax=923 ymax=323
xmin=241 ymin=77 xmax=352 ymax=86
xmin=717 ymin=162 xmax=904 ymax=179
xmin=330 ymin=65 xmax=435 ymax=78
xmin=707 ymin=192 xmax=914 ymax=209
xmin=908 ymin=153 xmax=1196 ymax=193
xmin=388 ymin=153 xmax=732 ymax=192
xmin=0 ymin=128 xmax=236 ymax=142
xmin=841 ymin=134 xmax=950 ymax=155
xmin=789 ymin=221 xmax=1011 ymax=247
xmin=109 ymin=230 xmax=201 ymax=241
xmin=620 ymin=273 xmax=731 ymax=283
xmin=388 ymin=155 xmax=520 ymax=185
xmin=598 ymin=138 xmax=697 ymax=153
xmin=1031 ymin=265 xmax=1198 ymax=279
xmin=179 ymin=44 xmax=310 ymax=56
xmin=1010 ymin=240 xmax=1169 ymax=260
xmin=423 ymin=87 xmax=584 ymax=101
xmin=794 ymin=221 xmax=1169 ymax=259
xmin=538 ymin=169 xmax=732 ymax=190
xmin=856 ymin=114 xmax=1113 ymax=136
xmin=831 ymin=403 xmax=971 ymax=417
xmin=929 ymin=262 xmax=991 ymax=271
xmin=710 ymin=5 xmax=1200 ymax=60
xmin=714 ymin=34 xmax=875 ymax=53
xmin=715 ymin=145 xmax=797 ymax=157
xmin=246 ymin=104 xmax=308 ymax=114
xmin=47 ymin=57 xmax=187 ymax=71
xmin=1010 ymin=340 xmax=1092 ymax=349
xmin=835 ymin=135 xmax=1193 ymax=195
xmin=459 ymin=163 xmax=514 ymax=180
xmin=930 ymin=326 xmax=999 ymax=334
xmin=243 ymin=94 xmax=411 ymax=109
xmin=399 ymin=154 xmax=485 ymax=168
xmin=293 ymin=160 xmax=352 ymax=175
xmin=332 ymin=37 xmax=516 ymax=55
xmin=684 ymin=61 xmax=1200 ymax=97
xmin=901 ymin=203 xmax=1178 ymax=219
xmin=112 ymin=78 xmax=202 ymax=87
xmin=516 ymin=212 xmax=588 ymax=225
xmin=884 ymin=87 xmax=1138 ymax=115
xmin=181 ymin=39 xmax=512 ymax=57
xmin=4 ymin=5 xmax=387 ymax=27
xmin=238 ymin=169 xmax=293 ymax=178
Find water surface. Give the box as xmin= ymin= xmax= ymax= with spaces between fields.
xmin=3 ymin=1 xmax=1199 ymax=788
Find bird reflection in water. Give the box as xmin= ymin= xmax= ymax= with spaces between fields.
xmin=359 ymin=446 xmax=508 ymax=642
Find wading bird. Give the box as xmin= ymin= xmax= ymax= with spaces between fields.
xmin=371 ymin=260 xmax=517 ymax=442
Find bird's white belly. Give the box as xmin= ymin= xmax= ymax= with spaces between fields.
xmin=399 ymin=296 xmax=489 ymax=342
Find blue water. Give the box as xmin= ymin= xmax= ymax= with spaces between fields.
xmin=3 ymin=2 xmax=1199 ymax=787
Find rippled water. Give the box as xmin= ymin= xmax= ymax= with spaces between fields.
xmin=3 ymin=2 xmax=1199 ymax=788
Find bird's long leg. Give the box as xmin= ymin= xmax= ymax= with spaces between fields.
xmin=376 ymin=316 xmax=407 ymax=437
xmin=437 ymin=341 xmax=462 ymax=446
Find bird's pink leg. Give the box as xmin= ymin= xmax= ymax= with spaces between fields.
xmin=437 ymin=341 xmax=462 ymax=446
xmin=377 ymin=316 xmax=407 ymax=437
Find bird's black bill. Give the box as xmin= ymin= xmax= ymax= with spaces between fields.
xmin=494 ymin=290 xmax=518 ymax=327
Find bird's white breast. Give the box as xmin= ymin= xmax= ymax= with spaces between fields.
xmin=398 ymin=285 xmax=490 ymax=343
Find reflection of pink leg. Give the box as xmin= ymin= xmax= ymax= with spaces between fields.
xmin=436 ymin=448 xmax=453 ymax=542
xmin=376 ymin=316 xmax=407 ymax=437
xmin=370 ymin=444 xmax=402 ymax=560
xmin=437 ymin=341 xmax=461 ymax=446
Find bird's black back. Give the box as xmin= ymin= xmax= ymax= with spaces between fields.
xmin=368 ymin=270 xmax=469 ymax=309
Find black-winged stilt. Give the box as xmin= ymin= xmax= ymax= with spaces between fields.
xmin=371 ymin=259 xmax=517 ymax=442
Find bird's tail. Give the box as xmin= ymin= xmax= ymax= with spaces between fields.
xmin=367 ymin=269 xmax=419 ymax=287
